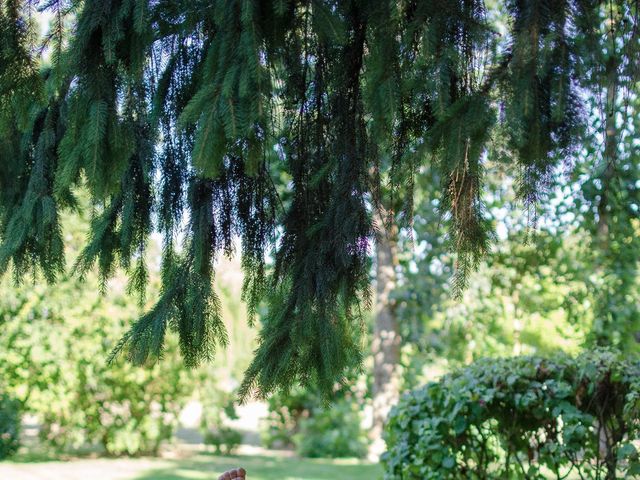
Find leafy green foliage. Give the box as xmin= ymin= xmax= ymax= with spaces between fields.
xmin=0 ymin=278 xmax=194 ymax=456
xmin=261 ymin=389 xmax=311 ymax=450
xmin=568 ymin=1 xmax=640 ymax=349
xmin=394 ymin=159 xmax=601 ymax=392
xmin=0 ymin=0 xmax=637 ymax=398
xmin=204 ymin=428 xmax=243 ymax=456
xmin=398 ymin=225 xmax=598 ymax=383
xmin=262 ymin=386 xmax=368 ymax=458
xmin=383 ymin=350 xmax=640 ymax=479
xmin=295 ymin=402 xmax=368 ymax=459
xmin=0 ymin=206 xmax=264 ymax=458
xmin=0 ymin=393 xmax=20 ymax=460
xmin=200 ymin=388 xmax=242 ymax=456
xmin=396 ymin=53 xmax=640 ymax=383
xmin=0 ymin=210 xmax=194 ymax=456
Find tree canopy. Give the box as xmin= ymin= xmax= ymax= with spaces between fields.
xmin=0 ymin=0 xmax=638 ymax=399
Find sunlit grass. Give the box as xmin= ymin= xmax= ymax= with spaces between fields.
xmin=132 ymin=453 xmax=382 ymax=480
xmin=1 ymin=453 xmax=383 ymax=480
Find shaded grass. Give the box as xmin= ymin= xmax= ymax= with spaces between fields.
xmin=132 ymin=453 xmax=382 ymax=480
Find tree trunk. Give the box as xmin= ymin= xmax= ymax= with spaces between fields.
xmin=597 ymin=15 xmax=619 ymax=470
xmin=369 ymin=211 xmax=401 ymax=459
xmin=594 ymin=11 xmax=619 ymax=349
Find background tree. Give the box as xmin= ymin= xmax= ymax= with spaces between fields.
xmin=0 ymin=201 xmax=255 ymax=456
xmin=0 ymin=206 xmax=195 ymax=455
xmin=0 ymin=0 xmax=638 ymax=399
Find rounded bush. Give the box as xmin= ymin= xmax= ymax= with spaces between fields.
xmin=295 ymin=401 xmax=368 ymax=458
xmin=383 ymin=350 xmax=640 ymax=479
xmin=262 ymin=387 xmax=368 ymax=458
xmin=204 ymin=427 xmax=243 ymax=455
xmin=0 ymin=393 xmax=21 ymax=460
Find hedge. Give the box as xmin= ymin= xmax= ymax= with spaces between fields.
xmin=382 ymin=350 xmax=640 ymax=479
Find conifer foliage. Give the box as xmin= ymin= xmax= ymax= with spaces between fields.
xmin=0 ymin=0 xmax=637 ymax=398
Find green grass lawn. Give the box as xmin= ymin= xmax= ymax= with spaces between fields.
xmin=0 ymin=452 xmax=383 ymax=480
xmin=133 ymin=453 xmax=382 ymax=480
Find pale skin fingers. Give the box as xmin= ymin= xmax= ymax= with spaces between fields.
xmin=218 ymin=468 xmax=246 ymax=480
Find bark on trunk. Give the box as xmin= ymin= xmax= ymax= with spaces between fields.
xmin=369 ymin=211 xmax=401 ymax=459
xmin=595 ymin=15 xmax=618 ymax=348
xmin=597 ymin=18 xmax=619 ymax=474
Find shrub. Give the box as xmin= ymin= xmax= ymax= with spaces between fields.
xmin=200 ymin=389 xmax=243 ymax=455
xmin=0 ymin=393 xmax=21 ymax=460
xmin=383 ymin=350 xmax=640 ymax=479
xmin=262 ymin=387 xmax=368 ymax=458
xmin=261 ymin=388 xmax=315 ymax=450
xmin=204 ymin=427 xmax=243 ymax=455
xmin=0 ymin=208 xmax=253 ymax=458
xmin=295 ymin=401 xmax=368 ymax=458
xmin=0 ymin=277 xmax=194 ymax=457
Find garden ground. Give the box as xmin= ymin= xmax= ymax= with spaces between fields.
xmin=0 ymin=452 xmax=382 ymax=480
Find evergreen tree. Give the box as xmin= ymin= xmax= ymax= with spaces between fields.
xmin=0 ymin=0 xmax=637 ymax=399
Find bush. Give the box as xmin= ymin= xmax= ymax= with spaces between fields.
xmin=262 ymin=387 xmax=368 ymax=458
xmin=0 ymin=394 xmax=21 ymax=460
xmin=261 ymin=388 xmax=314 ymax=450
xmin=204 ymin=427 xmax=243 ymax=455
xmin=0 ymin=275 xmax=194 ymax=457
xmin=295 ymin=401 xmax=368 ymax=458
xmin=383 ymin=350 xmax=640 ymax=479
xmin=0 ymin=208 xmax=254 ymax=458
xmin=200 ymin=389 xmax=243 ymax=455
